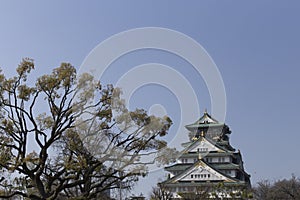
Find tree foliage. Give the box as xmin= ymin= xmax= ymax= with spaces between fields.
xmin=150 ymin=184 xmax=173 ymax=200
xmin=253 ymin=175 xmax=300 ymax=200
xmin=0 ymin=58 xmax=175 ymax=199
xmin=150 ymin=182 xmax=253 ymax=200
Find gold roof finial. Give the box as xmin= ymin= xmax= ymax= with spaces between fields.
xmin=198 ymin=153 xmax=202 ymax=160
xmin=198 ymin=149 xmax=202 ymax=160
xmin=201 ymin=130 xmax=205 ymax=137
xmin=192 ymin=136 xmax=198 ymax=141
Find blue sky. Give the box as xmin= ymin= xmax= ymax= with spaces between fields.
xmin=1 ymin=0 xmax=300 ymax=197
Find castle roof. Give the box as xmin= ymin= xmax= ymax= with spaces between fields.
xmin=165 ymin=162 xmax=241 ymax=172
xmin=162 ymin=159 xmax=241 ymax=185
xmin=185 ymin=110 xmax=224 ymax=131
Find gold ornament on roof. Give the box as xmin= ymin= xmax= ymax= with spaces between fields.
xmin=201 ymin=131 xmax=205 ymax=137
xmin=198 ymin=151 xmax=202 ymax=160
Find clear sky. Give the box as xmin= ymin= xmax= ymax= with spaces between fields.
xmin=1 ymin=0 xmax=300 ymax=197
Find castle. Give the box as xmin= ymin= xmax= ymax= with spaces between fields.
xmin=161 ymin=111 xmax=251 ymax=199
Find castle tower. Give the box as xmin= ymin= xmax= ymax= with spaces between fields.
xmin=161 ymin=111 xmax=251 ymax=199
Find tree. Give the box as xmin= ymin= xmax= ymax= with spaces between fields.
xmin=0 ymin=58 xmax=175 ymax=199
xmin=254 ymin=175 xmax=300 ymax=200
xmin=177 ymin=186 xmax=210 ymax=200
xmin=253 ymin=180 xmax=272 ymax=200
xmin=209 ymin=183 xmax=253 ymax=200
xmin=150 ymin=184 xmax=173 ymax=200
xmin=172 ymin=183 xmax=252 ymax=200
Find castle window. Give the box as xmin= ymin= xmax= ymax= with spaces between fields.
xmin=191 ymin=174 xmax=193 ymax=178
xmin=181 ymin=158 xmax=188 ymax=163
xmin=198 ymin=148 xmax=208 ymax=152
